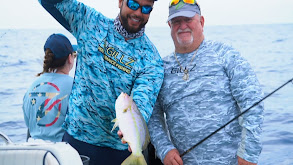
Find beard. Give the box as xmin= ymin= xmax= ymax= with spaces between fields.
xmin=176 ymin=28 xmax=194 ymax=46
xmin=120 ymin=12 xmax=147 ymax=33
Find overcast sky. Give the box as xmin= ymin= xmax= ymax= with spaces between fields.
xmin=1 ymin=0 xmax=293 ymax=29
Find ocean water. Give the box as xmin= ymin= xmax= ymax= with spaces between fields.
xmin=0 ymin=24 xmax=293 ymax=165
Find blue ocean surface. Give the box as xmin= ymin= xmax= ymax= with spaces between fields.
xmin=0 ymin=24 xmax=293 ymax=165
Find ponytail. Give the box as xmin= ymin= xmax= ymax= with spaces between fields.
xmin=37 ymin=49 xmax=68 ymax=76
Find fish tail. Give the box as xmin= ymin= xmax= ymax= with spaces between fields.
xmin=121 ymin=153 xmax=147 ymax=165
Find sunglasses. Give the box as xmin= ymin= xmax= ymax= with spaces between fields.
xmin=126 ymin=0 xmax=153 ymax=14
xmin=169 ymin=0 xmax=198 ymax=7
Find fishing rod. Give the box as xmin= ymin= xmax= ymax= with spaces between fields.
xmin=0 ymin=31 xmax=8 ymax=39
xmin=0 ymin=33 xmax=6 ymax=39
xmin=180 ymin=77 xmax=293 ymax=157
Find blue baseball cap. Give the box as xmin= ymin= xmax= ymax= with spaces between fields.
xmin=168 ymin=2 xmax=201 ymax=22
xmin=44 ymin=33 xmax=77 ymax=59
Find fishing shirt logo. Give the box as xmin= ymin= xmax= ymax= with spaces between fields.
xmin=98 ymin=40 xmax=136 ymax=74
xmin=171 ymin=65 xmax=196 ymax=74
xmin=29 ymin=82 xmax=68 ymax=127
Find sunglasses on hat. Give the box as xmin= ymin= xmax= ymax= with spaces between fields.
xmin=127 ymin=0 xmax=153 ymax=14
xmin=169 ymin=0 xmax=198 ymax=7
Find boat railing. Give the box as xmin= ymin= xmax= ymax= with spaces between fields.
xmin=0 ymin=131 xmax=13 ymax=145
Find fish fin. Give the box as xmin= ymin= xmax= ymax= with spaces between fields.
xmin=111 ymin=118 xmax=118 ymax=132
xmin=121 ymin=153 xmax=147 ymax=165
xmin=111 ymin=118 xmax=117 ymax=123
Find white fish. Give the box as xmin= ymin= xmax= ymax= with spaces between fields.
xmin=111 ymin=92 xmax=150 ymax=165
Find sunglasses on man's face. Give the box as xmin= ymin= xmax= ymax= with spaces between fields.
xmin=126 ymin=0 xmax=153 ymax=14
xmin=169 ymin=0 xmax=198 ymax=7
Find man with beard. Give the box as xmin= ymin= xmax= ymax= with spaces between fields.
xmin=38 ymin=0 xmax=164 ymax=164
xmin=148 ymin=0 xmax=264 ymax=165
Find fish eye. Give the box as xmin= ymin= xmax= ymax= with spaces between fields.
xmin=123 ymin=108 xmax=128 ymax=113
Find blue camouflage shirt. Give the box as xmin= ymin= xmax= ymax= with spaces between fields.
xmin=39 ymin=0 xmax=164 ymax=150
xmin=148 ymin=39 xmax=264 ymax=164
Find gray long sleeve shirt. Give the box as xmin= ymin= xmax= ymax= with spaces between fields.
xmin=148 ymin=39 xmax=264 ymax=164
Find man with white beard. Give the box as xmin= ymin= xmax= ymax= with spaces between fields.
xmin=148 ymin=0 xmax=264 ymax=165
